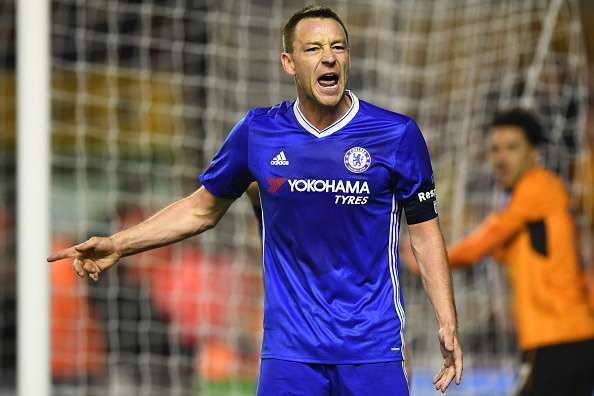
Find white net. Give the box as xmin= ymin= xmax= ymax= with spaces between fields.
xmin=45 ymin=1 xmax=592 ymax=396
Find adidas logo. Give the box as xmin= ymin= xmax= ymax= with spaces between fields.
xmin=270 ymin=151 xmax=289 ymax=166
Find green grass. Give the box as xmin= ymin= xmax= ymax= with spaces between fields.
xmin=196 ymin=379 xmax=257 ymax=396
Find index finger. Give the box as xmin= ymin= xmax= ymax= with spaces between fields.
xmin=455 ymin=346 xmax=463 ymax=384
xmin=47 ymin=246 xmax=78 ymax=262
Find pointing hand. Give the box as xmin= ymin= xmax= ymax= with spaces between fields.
xmin=47 ymin=236 xmax=121 ymax=281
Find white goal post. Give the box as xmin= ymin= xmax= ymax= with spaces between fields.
xmin=17 ymin=0 xmax=50 ymax=396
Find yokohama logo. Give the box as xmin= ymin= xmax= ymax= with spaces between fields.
xmin=266 ymin=178 xmax=370 ymax=194
xmin=288 ymin=179 xmax=370 ymax=194
xmin=266 ymin=177 xmax=288 ymax=192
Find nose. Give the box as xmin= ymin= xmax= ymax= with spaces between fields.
xmin=321 ymin=46 xmax=336 ymax=65
xmin=492 ymin=151 xmax=509 ymax=168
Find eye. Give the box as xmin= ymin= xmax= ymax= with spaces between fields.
xmin=305 ymin=47 xmax=319 ymax=52
xmin=332 ymin=45 xmax=345 ymax=51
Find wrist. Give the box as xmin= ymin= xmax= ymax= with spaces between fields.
xmin=109 ymin=234 xmax=125 ymax=258
xmin=438 ymin=322 xmax=457 ymax=336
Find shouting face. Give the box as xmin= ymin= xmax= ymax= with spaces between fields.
xmin=281 ymin=17 xmax=350 ymax=109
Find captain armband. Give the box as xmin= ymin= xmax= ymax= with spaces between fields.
xmin=403 ymin=179 xmax=438 ymax=225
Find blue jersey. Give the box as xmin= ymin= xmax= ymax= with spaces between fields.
xmin=200 ymin=92 xmax=437 ymax=364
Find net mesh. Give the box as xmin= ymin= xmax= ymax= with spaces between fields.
xmin=0 ymin=0 xmax=590 ymax=395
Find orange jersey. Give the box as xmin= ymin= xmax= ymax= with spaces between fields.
xmin=51 ymin=238 xmax=106 ymax=379
xmin=448 ymin=167 xmax=594 ymax=350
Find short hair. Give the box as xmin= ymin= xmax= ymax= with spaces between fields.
xmin=282 ymin=5 xmax=349 ymax=53
xmin=490 ymin=108 xmax=546 ymax=147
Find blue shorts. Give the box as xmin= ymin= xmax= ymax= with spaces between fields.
xmin=256 ymin=358 xmax=410 ymax=396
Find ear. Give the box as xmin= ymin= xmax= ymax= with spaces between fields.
xmin=281 ymin=52 xmax=296 ymax=76
xmin=529 ymin=145 xmax=541 ymax=164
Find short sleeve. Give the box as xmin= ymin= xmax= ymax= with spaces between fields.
xmin=393 ymin=120 xmax=438 ymax=225
xmin=199 ymin=113 xmax=255 ymax=199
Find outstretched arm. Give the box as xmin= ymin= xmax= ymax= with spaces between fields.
xmin=47 ymin=186 xmax=233 ymax=280
xmin=408 ymin=217 xmax=463 ymax=393
xmin=448 ymin=173 xmax=544 ymax=268
xmin=448 ymin=212 xmax=524 ymax=268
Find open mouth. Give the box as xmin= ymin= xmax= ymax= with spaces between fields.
xmin=317 ymin=73 xmax=339 ymax=88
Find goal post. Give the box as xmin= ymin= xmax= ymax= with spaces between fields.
xmin=17 ymin=0 xmax=50 ymax=395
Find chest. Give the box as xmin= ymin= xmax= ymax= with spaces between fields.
xmin=248 ymin=127 xmax=396 ymax=206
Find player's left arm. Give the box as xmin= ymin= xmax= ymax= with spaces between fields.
xmin=409 ymin=217 xmax=463 ymax=393
xmin=393 ymin=118 xmax=462 ymax=391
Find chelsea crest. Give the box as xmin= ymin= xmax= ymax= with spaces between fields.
xmin=344 ymin=147 xmax=371 ymax=173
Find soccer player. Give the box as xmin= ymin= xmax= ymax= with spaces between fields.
xmin=447 ymin=109 xmax=594 ymax=396
xmin=48 ymin=6 xmax=462 ymax=395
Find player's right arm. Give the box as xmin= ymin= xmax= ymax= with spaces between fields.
xmin=47 ymin=186 xmax=234 ymax=281
xmin=49 ymin=110 xmax=255 ymax=281
xmin=447 ymin=173 xmax=543 ymax=268
xmin=447 ymin=214 xmax=518 ymax=268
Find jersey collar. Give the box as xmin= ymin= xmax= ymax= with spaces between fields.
xmin=293 ymin=91 xmax=360 ymax=138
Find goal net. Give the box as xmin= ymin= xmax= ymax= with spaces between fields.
xmin=3 ymin=0 xmax=591 ymax=395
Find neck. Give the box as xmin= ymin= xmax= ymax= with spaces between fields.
xmin=296 ymin=92 xmax=352 ymax=131
xmin=510 ymin=164 xmax=539 ymax=189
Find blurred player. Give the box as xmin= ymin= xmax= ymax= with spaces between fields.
xmin=48 ymin=6 xmax=462 ymax=395
xmin=447 ymin=109 xmax=594 ymax=396
xmin=51 ymin=236 xmax=106 ymax=395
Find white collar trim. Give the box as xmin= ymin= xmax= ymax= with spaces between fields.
xmin=293 ymin=91 xmax=359 ymax=138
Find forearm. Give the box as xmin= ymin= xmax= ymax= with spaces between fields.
xmin=448 ymin=214 xmax=520 ymax=267
xmin=409 ymin=219 xmax=457 ymax=329
xmin=111 ymin=187 xmax=231 ymax=257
